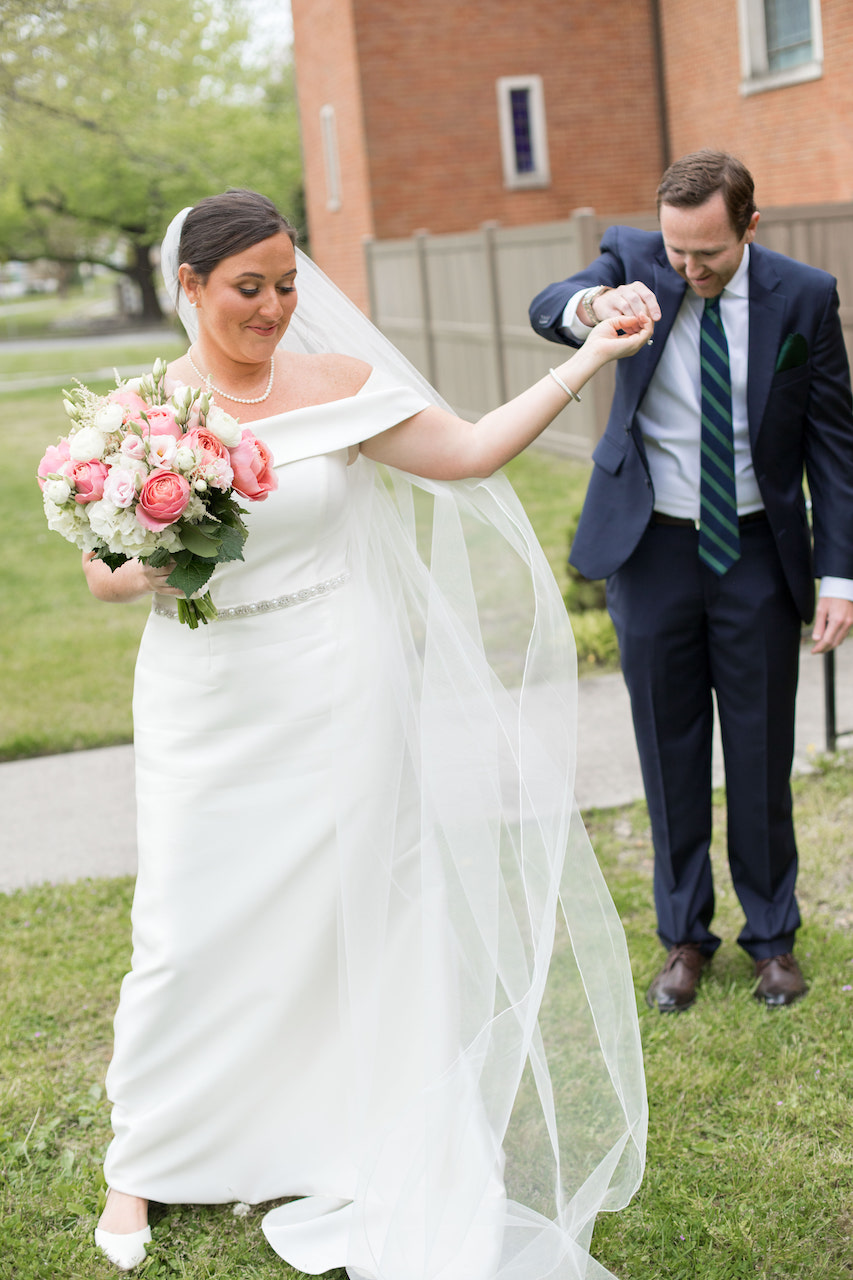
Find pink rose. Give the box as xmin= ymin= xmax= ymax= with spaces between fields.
xmin=103 ymin=467 xmax=138 ymax=509
xmin=68 ymin=458 xmax=110 ymax=505
xmin=143 ymin=405 xmax=183 ymax=441
xmin=37 ymin=439 xmax=72 ymax=489
xmin=229 ymin=429 xmax=278 ymax=501
xmin=136 ymin=469 xmax=191 ymax=531
xmin=182 ymin=426 xmax=231 ymax=465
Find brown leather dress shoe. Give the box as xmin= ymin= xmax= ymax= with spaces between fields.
xmin=645 ymin=944 xmax=709 ymax=1013
xmin=753 ymin=953 xmax=808 ymax=1006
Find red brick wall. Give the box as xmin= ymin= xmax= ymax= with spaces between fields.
xmin=660 ymin=0 xmax=853 ymax=207
xmin=354 ymin=0 xmax=664 ymax=236
xmin=292 ymin=0 xmax=666 ymax=309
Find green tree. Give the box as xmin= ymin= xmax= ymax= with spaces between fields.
xmin=0 ymin=0 xmax=302 ymax=320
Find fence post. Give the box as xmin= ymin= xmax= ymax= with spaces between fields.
xmin=414 ymin=231 xmax=438 ymax=389
xmin=363 ymin=236 xmax=378 ymax=323
xmin=571 ymin=207 xmax=614 ymax=441
xmin=481 ymin=221 xmax=507 ymax=405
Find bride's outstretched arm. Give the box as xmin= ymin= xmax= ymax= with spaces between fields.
xmin=361 ymin=313 xmax=652 ymax=480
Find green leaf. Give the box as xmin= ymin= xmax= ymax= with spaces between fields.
xmin=93 ymin=549 xmax=129 ymax=573
xmin=178 ymin=524 xmax=221 ymax=559
xmin=146 ymin=547 xmax=173 ymax=568
xmin=216 ymin=522 xmax=247 ymax=563
xmin=166 ymin=559 xmax=215 ymax=597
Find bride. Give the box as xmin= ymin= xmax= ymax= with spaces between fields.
xmin=86 ymin=189 xmax=651 ymax=1278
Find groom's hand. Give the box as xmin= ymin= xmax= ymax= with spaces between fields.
xmin=590 ymin=282 xmax=661 ymax=326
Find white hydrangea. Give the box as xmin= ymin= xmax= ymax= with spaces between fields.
xmin=181 ymin=493 xmax=207 ymax=524
xmin=44 ymin=497 xmax=99 ymax=551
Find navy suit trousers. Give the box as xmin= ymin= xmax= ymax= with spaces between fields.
xmin=606 ymin=516 xmax=803 ymax=959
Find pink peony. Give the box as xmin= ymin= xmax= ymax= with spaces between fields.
xmin=228 ymin=429 xmax=278 ymax=501
xmin=37 ymin=439 xmax=72 ymax=490
xmin=68 ymin=458 xmax=110 ymax=505
xmin=136 ymin=469 xmax=191 ymax=531
xmin=143 ymin=405 xmax=183 ymax=441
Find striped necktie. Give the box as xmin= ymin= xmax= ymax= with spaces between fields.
xmin=699 ymin=296 xmax=740 ymax=575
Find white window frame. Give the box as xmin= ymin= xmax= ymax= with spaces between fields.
xmin=320 ymin=104 xmax=342 ymax=213
xmin=737 ymin=0 xmax=823 ymax=96
xmin=496 ymin=75 xmax=550 ymax=190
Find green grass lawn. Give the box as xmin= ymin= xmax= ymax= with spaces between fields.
xmin=2 ymin=758 xmax=851 ymax=1278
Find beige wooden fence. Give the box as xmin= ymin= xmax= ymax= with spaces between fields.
xmin=364 ymin=203 xmax=853 ymax=459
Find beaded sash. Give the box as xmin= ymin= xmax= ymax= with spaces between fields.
xmin=152 ymin=571 xmax=350 ymax=622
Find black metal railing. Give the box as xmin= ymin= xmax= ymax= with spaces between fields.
xmin=823 ymin=648 xmax=851 ymax=752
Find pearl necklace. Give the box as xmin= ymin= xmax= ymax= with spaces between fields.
xmin=187 ymin=348 xmax=275 ymax=405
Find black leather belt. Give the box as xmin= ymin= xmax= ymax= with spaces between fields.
xmin=651 ymin=510 xmax=767 ymax=528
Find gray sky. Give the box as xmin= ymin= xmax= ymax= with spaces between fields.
xmin=242 ymin=0 xmax=293 ymax=63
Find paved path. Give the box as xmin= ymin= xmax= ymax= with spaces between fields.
xmin=2 ymin=642 xmax=850 ymax=894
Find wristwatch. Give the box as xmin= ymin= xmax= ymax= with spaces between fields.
xmin=580 ymin=285 xmax=610 ymax=326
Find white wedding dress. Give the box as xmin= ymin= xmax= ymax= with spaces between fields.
xmin=102 ymin=228 xmax=647 ymax=1280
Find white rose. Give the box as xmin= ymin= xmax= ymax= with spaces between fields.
xmin=93 ymin=402 xmax=125 ymax=434
xmin=69 ymin=425 xmax=107 ymax=461
xmin=43 ymin=477 xmax=73 ymax=505
xmin=205 ymin=404 xmax=242 ymax=448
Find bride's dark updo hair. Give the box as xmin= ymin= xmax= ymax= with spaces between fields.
xmin=178 ymin=189 xmax=297 ymax=284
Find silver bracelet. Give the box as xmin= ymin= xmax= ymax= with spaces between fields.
xmin=548 ymin=367 xmax=581 ymax=403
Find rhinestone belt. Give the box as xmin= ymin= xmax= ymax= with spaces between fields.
xmin=152 ymin=570 xmax=351 ymax=622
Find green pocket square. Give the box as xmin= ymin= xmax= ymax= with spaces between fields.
xmin=775 ymin=332 xmax=809 ymax=373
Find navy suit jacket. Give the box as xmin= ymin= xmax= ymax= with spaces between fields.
xmin=529 ymin=226 xmax=853 ymax=621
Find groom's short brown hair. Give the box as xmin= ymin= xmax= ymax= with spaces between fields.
xmin=656 ymin=150 xmax=757 ymax=237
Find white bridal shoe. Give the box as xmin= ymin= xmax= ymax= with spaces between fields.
xmin=94 ymin=1223 xmax=152 ymax=1270
xmin=95 ymin=1191 xmax=151 ymax=1270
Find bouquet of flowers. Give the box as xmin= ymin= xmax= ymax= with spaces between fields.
xmin=37 ymin=358 xmax=277 ymax=627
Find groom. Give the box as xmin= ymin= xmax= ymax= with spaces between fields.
xmin=529 ymin=150 xmax=853 ymax=1011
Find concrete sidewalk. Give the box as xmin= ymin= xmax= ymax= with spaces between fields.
xmin=2 ymin=642 xmax=851 ymax=893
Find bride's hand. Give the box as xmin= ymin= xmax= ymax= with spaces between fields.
xmin=138 ymin=561 xmax=184 ymax=596
xmin=83 ymin=553 xmax=186 ymax=602
xmin=585 ymin=312 xmax=654 ymax=364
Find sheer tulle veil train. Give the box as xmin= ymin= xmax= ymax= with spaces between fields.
xmin=156 ymin=207 xmax=647 ymax=1280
